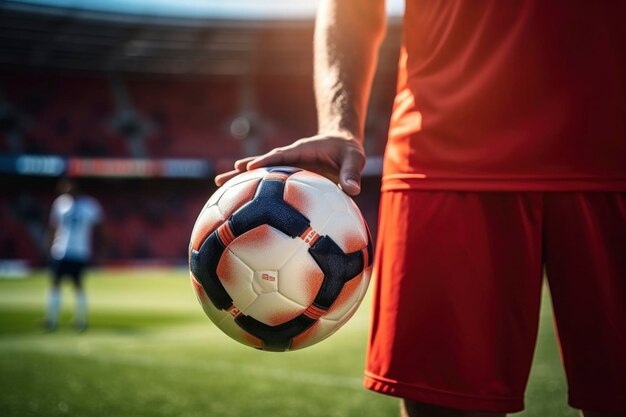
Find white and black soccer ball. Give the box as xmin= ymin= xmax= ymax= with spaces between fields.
xmin=189 ymin=166 xmax=372 ymax=351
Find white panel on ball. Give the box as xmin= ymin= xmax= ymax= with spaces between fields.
xmin=230 ymin=225 xmax=301 ymax=271
xmin=322 ymin=188 xmax=349 ymax=213
xmin=252 ymin=270 xmax=279 ymax=294
xmin=216 ymin=178 xmax=259 ymax=218
xmin=244 ymin=292 xmax=304 ymax=326
xmin=217 ymin=250 xmax=257 ymax=312
xmin=344 ymin=198 xmax=369 ymax=242
xmin=283 ymin=180 xmax=332 ymax=232
xmin=290 ymin=171 xmax=341 ymax=195
xmin=201 ymin=204 xmax=225 ymax=229
xmin=208 ymin=167 xmax=266 ymax=211
xmin=278 ymin=244 xmax=324 ymax=307
xmin=321 ymin=211 xmax=367 ymax=253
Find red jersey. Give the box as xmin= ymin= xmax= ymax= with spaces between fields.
xmin=383 ymin=0 xmax=626 ymax=191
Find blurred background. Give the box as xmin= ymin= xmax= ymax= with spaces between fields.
xmin=0 ymin=1 xmax=574 ymax=416
xmin=0 ymin=0 xmax=402 ymax=267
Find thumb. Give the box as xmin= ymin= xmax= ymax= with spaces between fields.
xmin=339 ymin=149 xmax=364 ymax=196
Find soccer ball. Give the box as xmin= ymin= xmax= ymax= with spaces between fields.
xmin=188 ymin=166 xmax=372 ymax=351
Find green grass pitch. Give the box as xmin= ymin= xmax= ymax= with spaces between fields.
xmin=0 ymin=268 xmax=576 ymax=417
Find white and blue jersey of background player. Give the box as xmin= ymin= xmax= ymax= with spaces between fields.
xmin=49 ymin=193 xmax=103 ymax=266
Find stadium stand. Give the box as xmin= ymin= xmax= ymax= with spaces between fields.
xmin=0 ymin=2 xmax=399 ymax=266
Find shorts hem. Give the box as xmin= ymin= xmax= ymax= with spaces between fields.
xmin=363 ymin=372 xmax=524 ymax=413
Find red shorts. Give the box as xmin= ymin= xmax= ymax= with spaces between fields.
xmin=364 ymin=191 xmax=626 ymax=413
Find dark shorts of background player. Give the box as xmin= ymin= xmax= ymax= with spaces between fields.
xmin=50 ymin=259 xmax=89 ymax=287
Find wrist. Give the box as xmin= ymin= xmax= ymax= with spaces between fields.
xmin=316 ymin=127 xmax=362 ymax=143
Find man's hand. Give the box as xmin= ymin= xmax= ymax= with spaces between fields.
xmin=214 ymin=133 xmax=365 ymax=196
xmin=216 ymin=0 xmax=385 ymax=197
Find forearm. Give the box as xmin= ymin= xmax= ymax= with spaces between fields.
xmin=314 ymin=0 xmax=387 ymax=141
xmin=215 ymin=0 xmax=385 ymax=193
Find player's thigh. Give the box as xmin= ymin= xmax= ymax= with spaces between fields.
xmin=55 ymin=260 xmax=86 ymax=290
xmin=50 ymin=260 xmax=66 ymax=287
xmin=544 ymin=192 xmax=626 ymax=412
xmin=366 ymin=191 xmax=544 ymax=412
xmin=69 ymin=261 xmax=87 ymax=290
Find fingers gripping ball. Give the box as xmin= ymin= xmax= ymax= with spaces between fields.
xmin=189 ymin=167 xmax=373 ymax=351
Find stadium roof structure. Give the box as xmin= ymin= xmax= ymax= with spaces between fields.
xmin=0 ymin=0 xmax=403 ymax=76
xmin=4 ymin=0 xmax=405 ymax=21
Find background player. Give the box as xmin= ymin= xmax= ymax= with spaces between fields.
xmin=45 ymin=178 xmax=105 ymax=332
